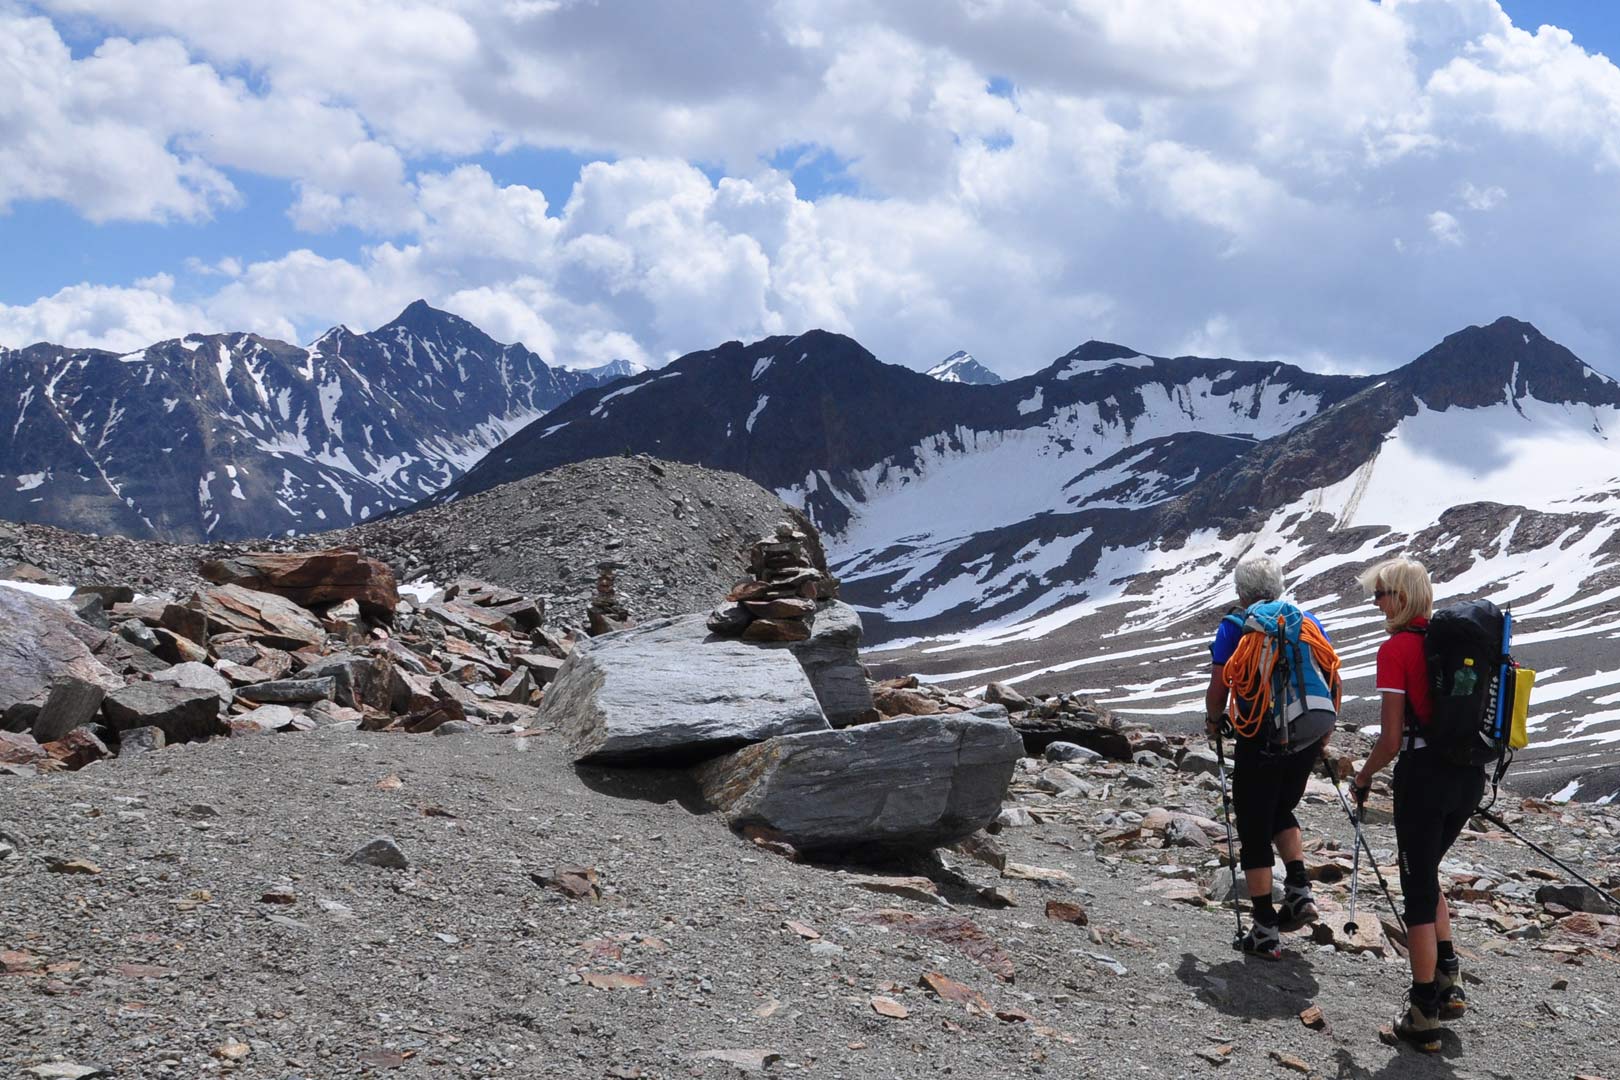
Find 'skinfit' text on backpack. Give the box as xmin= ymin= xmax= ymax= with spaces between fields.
xmin=1222 ymin=600 xmax=1342 ymax=755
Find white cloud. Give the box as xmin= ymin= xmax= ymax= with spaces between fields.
xmin=0 ymin=281 xmax=208 ymax=351
xmin=8 ymin=1 xmax=1620 ymax=378
xmin=1458 ymin=181 xmax=1507 ymax=210
xmin=1428 ymin=209 xmax=1465 ymax=245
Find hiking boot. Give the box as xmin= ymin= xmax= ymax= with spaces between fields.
xmin=1393 ymin=991 xmax=1443 ymax=1053
xmin=1278 ymin=883 xmax=1319 ymax=932
xmin=1436 ymin=960 xmax=1467 ymax=1020
xmin=1235 ymin=920 xmax=1281 ymax=960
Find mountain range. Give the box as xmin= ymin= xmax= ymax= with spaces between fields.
xmin=0 ymin=301 xmax=613 ymax=541
xmin=7 ymin=307 xmax=1620 ymax=799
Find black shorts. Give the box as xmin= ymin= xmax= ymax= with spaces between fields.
xmin=1394 ymin=749 xmax=1485 ymax=926
xmin=1231 ymin=738 xmax=1321 ymax=871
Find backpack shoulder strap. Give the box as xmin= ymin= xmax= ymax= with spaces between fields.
xmin=1403 ymin=625 xmax=1428 ymax=751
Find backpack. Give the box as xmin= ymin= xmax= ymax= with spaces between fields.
xmin=1222 ymin=600 xmax=1341 ymax=755
xmin=1417 ymin=600 xmax=1526 ymax=768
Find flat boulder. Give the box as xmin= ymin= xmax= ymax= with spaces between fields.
xmin=150 ymin=662 xmax=234 ymax=711
xmin=200 ymin=550 xmax=398 ymax=621
xmin=102 ymin=683 xmax=228 ymax=743
xmin=0 ymin=587 xmax=122 ymax=733
xmin=697 ymin=711 xmax=1024 ymax=855
xmin=539 ymin=613 xmax=829 ymax=764
xmin=190 ymin=584 xmax=325 ymax=649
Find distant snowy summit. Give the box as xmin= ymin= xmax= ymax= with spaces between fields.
xmin=926 ymin=351 xmax=1003 ymax=385
xmin=569 ymin=357 xmax=647 ymax=383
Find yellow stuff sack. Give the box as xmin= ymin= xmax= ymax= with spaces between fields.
xmin=1510 ymin=668 xmax=1535 ymax=750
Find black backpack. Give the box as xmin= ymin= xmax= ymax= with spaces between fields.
xmin=1418 ymin=600 xmax=1514 ymax=768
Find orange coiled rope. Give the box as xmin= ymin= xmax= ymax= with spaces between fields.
xmin=1223 ymin=618 xmax=1342 ymax=740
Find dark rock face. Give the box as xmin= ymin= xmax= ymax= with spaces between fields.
xmin=0 ymin=301 xmax=608 ymax=541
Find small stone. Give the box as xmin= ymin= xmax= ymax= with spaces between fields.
xmin=1298 ymin=1004 xmax=1327 ymax=1030
xmin=23 ymin=1065 xmax=107 ymax=1079
xmin=582 ymin=972 xmax=649 ymax=989
xmin=994 ymin=806 xmax=1035 ymax=829
xmin=343 ymin=836 xmax=408 ymax=870
xmin=532 ymin=865 xmax=600 ymax=900
xmin=260 ymin=884 xmax=296 ymax=905
xmin=117 ymin=725 xmax=166 ymax=756
xmin=213 ymin=1040 xmax=251 ymax=1062
xmin=1045 ymin=900 xmax=1088 ymax=925
xmin=870 ymin=996 xmax=908 ymax=1019
xmin=48 ymin=857 xmax=100 ymax=875
xmin=691 ymin=1049 xmax=781 ymax=1073
xmin=1268 ymin=1051 xmax=1309 ymax=1073
xmin=1044 ymin=740 xmax=1101 ymax=763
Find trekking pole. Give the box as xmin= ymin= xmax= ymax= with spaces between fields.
xmin=1476 ymin=809 xmax=1620 ymax=916
xmin=1320 ymin=760 xmax=1408 ymax=937
xmin=1344 ymin=802 xmax=1363 ymax=936
xmin=1214 ymin=733 xmax=1245 ymax=946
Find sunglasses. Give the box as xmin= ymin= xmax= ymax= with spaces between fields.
xmin=1373 ymin=589 xmax=1396 ymax=601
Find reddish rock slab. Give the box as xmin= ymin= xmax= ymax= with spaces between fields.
xmin=190 ymin=584 xmax=325 ymax=650
xmin=200 ymin=550 xmax=398 ymax=621
xmin=41 ymin=727 xmax=111 ymax=770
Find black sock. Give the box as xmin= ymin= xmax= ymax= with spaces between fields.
xmin=1284 ymin=860 xmax=1308 ymax=887
xmin=1252 ymin=894 xmax=1278 ymax=926
xmin=1412 ymin=980 xmax=1439 ymax=1010
xmin=1436 ymin=940 xmax=1456 ymax=964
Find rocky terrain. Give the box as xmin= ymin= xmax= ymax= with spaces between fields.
xmin=0 ymin=457 xmax=812 ymax=627
xmin=3 ymin=678 xmax=1618 ymax=1078
xmin=2 ymin=513 xmax=1618 ymax=1079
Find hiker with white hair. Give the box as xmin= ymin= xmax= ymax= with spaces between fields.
xmin=1204 ymin=555 xmax=1342 ymax=959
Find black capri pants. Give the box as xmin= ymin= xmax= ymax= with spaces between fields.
xmin=1232 ymin=739 xmax=1321 ymax=871
xmin=1394 ymin=749 xmax=1486 ymax=926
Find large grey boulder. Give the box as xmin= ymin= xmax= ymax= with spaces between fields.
xmin=538 ymin=613 xmax=829 ymax=764
xmin=0 ymin=587 xmax=122 ymax=733
xmin=696 ymin=712 xmax=1024 ymax=854
xmin=784 ymin=600 xmax=877 ymax=728
xmin=101 ymin=683 xmax=228 ymax=743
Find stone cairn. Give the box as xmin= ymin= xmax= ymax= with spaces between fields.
xmin=706 ymin=523 xmax=831 ymax=643
xmin=586 ymin=560 xmax=633 ymax=636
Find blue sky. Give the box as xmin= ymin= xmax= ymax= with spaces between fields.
xmin=7 ymin=1 xmax=1620 ymax=377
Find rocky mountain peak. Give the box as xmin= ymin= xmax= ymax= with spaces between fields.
xmin=1398 ymin=315 xmax=1620 ymax=410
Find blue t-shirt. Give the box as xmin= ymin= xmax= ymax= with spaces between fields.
xmin=1210 ymin=610 xmax=1329 ymax=665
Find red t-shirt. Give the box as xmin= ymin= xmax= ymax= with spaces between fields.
xmin=1374 ymin=619 xmax=1432 ymax=725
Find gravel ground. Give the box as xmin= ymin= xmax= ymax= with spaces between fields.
xmin=4 ymin=725 xmax=1618 ymax=1080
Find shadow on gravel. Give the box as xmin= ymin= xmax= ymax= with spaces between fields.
xmin=572 ymin=764 xmax=709 ymax=814
xmin=1330 ymin=1043 xmax=1465 ymax=1078
xmin=1175 ymin=951 xmax=1320 ymax=1020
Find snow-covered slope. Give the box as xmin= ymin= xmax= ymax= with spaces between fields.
xmin=926 ymin=351 xmax=1003 ymax=385
xmin=850 ymin=318 xmax=1620 ymax=802
xmin=0 ymin=301 xmax=602 ymax=540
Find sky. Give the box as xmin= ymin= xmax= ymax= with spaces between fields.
xmin=3 ymin=0 xmax=1620 ymax=378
